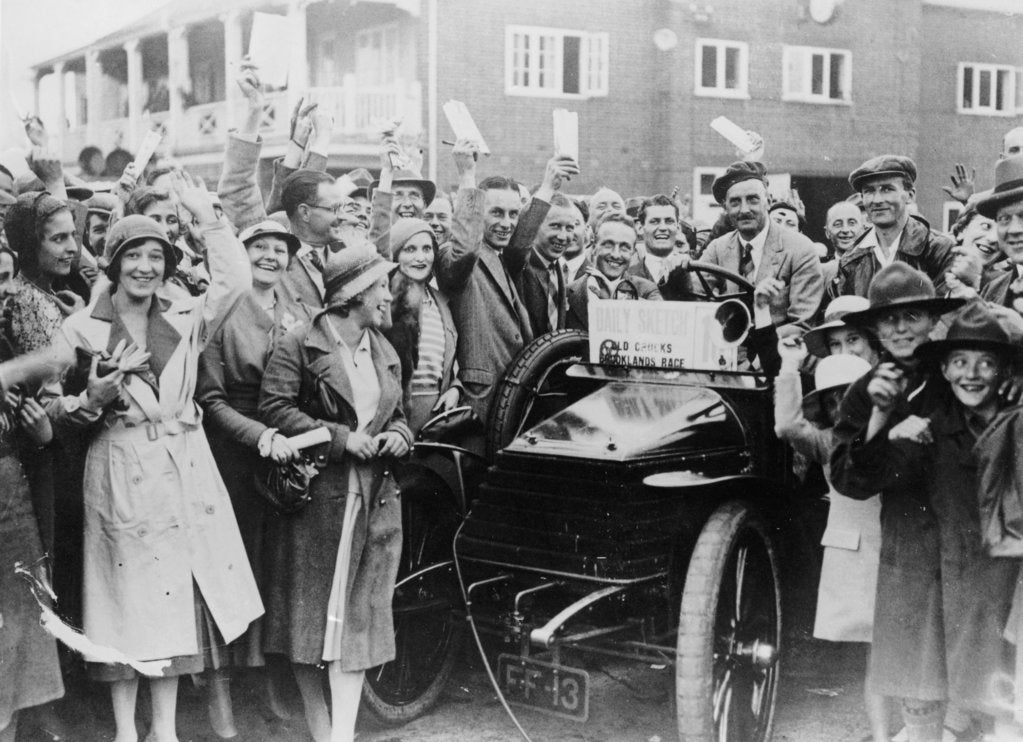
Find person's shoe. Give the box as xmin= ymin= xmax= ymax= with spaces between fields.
xmin=207 ymin=676 xmax=238 ymax=739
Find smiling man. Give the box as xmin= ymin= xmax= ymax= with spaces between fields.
xmin=627 ymin=194 xmax=681 ymax=286
xmin=834 ymin=155 xmax=955 ymax=300
xmin=697 ymin=161 xmax=823 ymax=331
xmin=977 ymin=154 xmax=1023 ymax=315
xmin=565 ymin=213 xmax=661 ymax=330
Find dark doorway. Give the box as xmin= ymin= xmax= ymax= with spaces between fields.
xmin=790 ymin=175 xmax=855 ymax=249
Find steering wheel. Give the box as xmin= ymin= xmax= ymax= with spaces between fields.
xmin=666 ymin=260 xmax=755 ymax=305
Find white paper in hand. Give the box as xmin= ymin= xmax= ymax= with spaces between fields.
xmin=248 ymin=12 xmax=291 ymax=89
xmin=132 ymin=130 xmax=162 ymax=174
xmin=709 ymin=116 xmax=756 ymax=153
xmin=553 ymin=109 xmax=579 ymax=162
xmin=442 ymin=100 xmax=490 ymax=155
xmin=286 ymin=427 xmax=332 ymax=451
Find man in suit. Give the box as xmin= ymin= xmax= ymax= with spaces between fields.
xmin=278 ymin=169 xmax=357 ymax=309
xmin=696 ymin=161 xmax=824 ymax=332
xmin=505 ymin=193 xmax=579 ymax=338
xmin=566 ymin=213 xmax=661 ymax=331
xmin=628 ymin=195 xmax=683 ymax=290
xmin=435 ymin=140 xmax=535 ymax=423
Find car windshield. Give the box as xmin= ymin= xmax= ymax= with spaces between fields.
xmin=508 ymin=381 xmax=745 ymax=460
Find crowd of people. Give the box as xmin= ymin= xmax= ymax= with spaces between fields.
xmin=2 ymin=59 xmax=1023 ymax=742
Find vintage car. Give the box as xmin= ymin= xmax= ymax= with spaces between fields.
xmin=361 ymin=263 xmax=800 ymax=742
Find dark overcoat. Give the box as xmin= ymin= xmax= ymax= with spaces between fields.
xmin=258 ymin=313 xmax=412 ymax=669
xmin=835 ymin=389 xmax=1018 ymax=711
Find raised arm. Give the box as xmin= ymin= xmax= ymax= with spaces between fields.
xmin=504 ymin=155 xmax=580 ymax=280
xmin=772 ymin=337 xmax=827 ymax=461
xmin=217 ymin=66 xmax=270 ymax=230
xmin=436 ymin=140 xmax=484 ymax=293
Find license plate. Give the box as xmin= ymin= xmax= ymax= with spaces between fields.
xmin=497 ymin=653 xmax=589 ymax=722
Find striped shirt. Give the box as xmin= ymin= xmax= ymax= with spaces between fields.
xmin=411 ymin=292 xmax=446 ymax=395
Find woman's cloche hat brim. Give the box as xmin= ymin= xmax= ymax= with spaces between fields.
xmin=323 ymin=244 xmax=397 ymax=304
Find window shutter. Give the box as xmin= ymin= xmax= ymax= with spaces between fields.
xmin=583 ymin=32 xmax=609 ymax=96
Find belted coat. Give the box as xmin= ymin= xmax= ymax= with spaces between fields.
xmin=258 ymin=313 xmax=412 ymax=669
xmin=47 ymin=222 xmax=263 ymax=662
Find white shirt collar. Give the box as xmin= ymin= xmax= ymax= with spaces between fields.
xmin=565 ymin=251 xmax=587 ymax=278
xmin=738 ymin=224 xmax=769 ymax=273
xmin=587 ymin=272 xmax=623 ymax=296
xmin=857 ymin=226 xmax=904 ymax=267
xmin=644 ymin=253 xmax=671 ymax=281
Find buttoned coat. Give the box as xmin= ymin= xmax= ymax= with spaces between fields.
xmin=436 ymin=188 xmax=534 ymax=423
xmin=48 ymin=222 xmax=263 ymax=661
xmin=565 ymin=274 xmax=662 ymax=331
xmin=698 ymin=221 xmax=824 ymax=330
xmin=830 ymin=367 xmax=949 ymax=700
xmin=836 ymin=390 xmax=1018 ymax=712
xmin=258 ymin=315 xmax=412 ymax=669
xmin=196 ymin=290 xmax=311 ymax=565
xmin=830 ymin=215 xmax=955 ymax=300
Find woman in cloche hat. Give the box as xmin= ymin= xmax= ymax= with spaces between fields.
xmin=259 ymin=244 xmax=412 ymax=742
xmin=195 ymin=219 xmax=310 ymax=736
xmin=837 ymin=297 xmax=1023 ymax=742
xmin=44 ymin=170 xmax=263 ymax=742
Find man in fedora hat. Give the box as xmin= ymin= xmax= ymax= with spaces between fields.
xmin=833 ymin=155 xmax=956 ymax=301
xmin=689 ymin=160 xmax=824 ymax=331
xmin=831 ymin=262 xmax=970 ymax=740
xmin=977 ymin=154 xmax=1023 ymax=315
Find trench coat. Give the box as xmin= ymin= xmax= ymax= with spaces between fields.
xmin=47 ymin=221 xmax=263 ymax=663
xmin=831 ymin=366 xmax=948 ymax=700
xmin=837 ymin=391 xmax=1018 ymax=712
xmin=257 ymin=312 xmax=412 ymax=670
xmin=773 ymin=372 xmax=881 ymax=643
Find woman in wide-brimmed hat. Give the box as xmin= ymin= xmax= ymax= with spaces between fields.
xmin=259 ymin=244 xmax=411 ymax=742
xmin=840 ymin=302 xmax=1023 ymax=740
xmin=830 ymin=262 xmax=976 ymax=741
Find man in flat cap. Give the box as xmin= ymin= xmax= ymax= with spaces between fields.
xmin=833 ymin=154 xmax=955 ymax=299
xmin=692 ymin=161 xmax=824 ymax=332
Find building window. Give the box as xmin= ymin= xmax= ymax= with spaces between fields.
xmin=505 ymin=26 xmax=609 ymax=98
xmin=943 ymin=201 xmax=963 ymax=234
xmin=782 ymin=46 xmax=851 ymax=104
xmin=692 ymin=167 xmax=726 ymax=226
xmin=695 ymin=39 xmax=748 ymax=99
xmin=957 ymin=63 xmax=1016 ymax=115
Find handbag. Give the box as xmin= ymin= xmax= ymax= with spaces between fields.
xmin=253 ymin=456 xmax=319 ymax=514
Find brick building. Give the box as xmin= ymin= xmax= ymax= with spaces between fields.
xmin=28 ymin=0 xmax=1023 ymax=242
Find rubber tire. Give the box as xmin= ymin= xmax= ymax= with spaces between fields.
xmin=361 ymin=471 xmax=464 ymax=725
xmin=487 ymin=329 xmax=590 ymax=459
xmin=676 ymin=501 xmax=781 ymax=742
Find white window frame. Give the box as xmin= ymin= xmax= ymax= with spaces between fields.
xmin=505 ymin=25 xmax=610 ymax=99
xmin=957 ymin=62 xmax=1017 ymax=116
xmin=693 ymin=166 xmax=726 ymax=226
xmin=782 ymin=45 xmax=852 ymax=105
xmin=942 ymin=201 xmax=963 ymax=234
xmin=694 ymin=39 xmax=749 ymax=99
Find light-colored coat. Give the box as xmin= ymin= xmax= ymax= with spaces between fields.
xmin=49 ymin=222 xmax=263 ymax=662
xmin=436 ymin=187 xmax=534 ymax=422
xmin=699 ymin=221 xmax=824 ymax=330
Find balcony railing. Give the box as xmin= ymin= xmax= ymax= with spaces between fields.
xmin=60 ymin=78 xmax=422 ymax=163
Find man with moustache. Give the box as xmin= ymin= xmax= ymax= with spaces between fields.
xmin=566 ymin=213 xmax=661 ymax=331
xmin=833 ymin=155 xmax=955 ymax=299
xmin=695 ymin=161 xmax=823 ymax=331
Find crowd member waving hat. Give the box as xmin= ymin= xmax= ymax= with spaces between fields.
xmin=841 ymin=262 xmax=965 ymax=327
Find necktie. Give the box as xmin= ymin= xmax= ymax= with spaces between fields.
xmin=739 ymin=242 xmax=754 ymax=278
xmin=308 ymin=248 xmax=325 ymax=274
xmin=548 ymin=260 xmax=565 ymax=332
